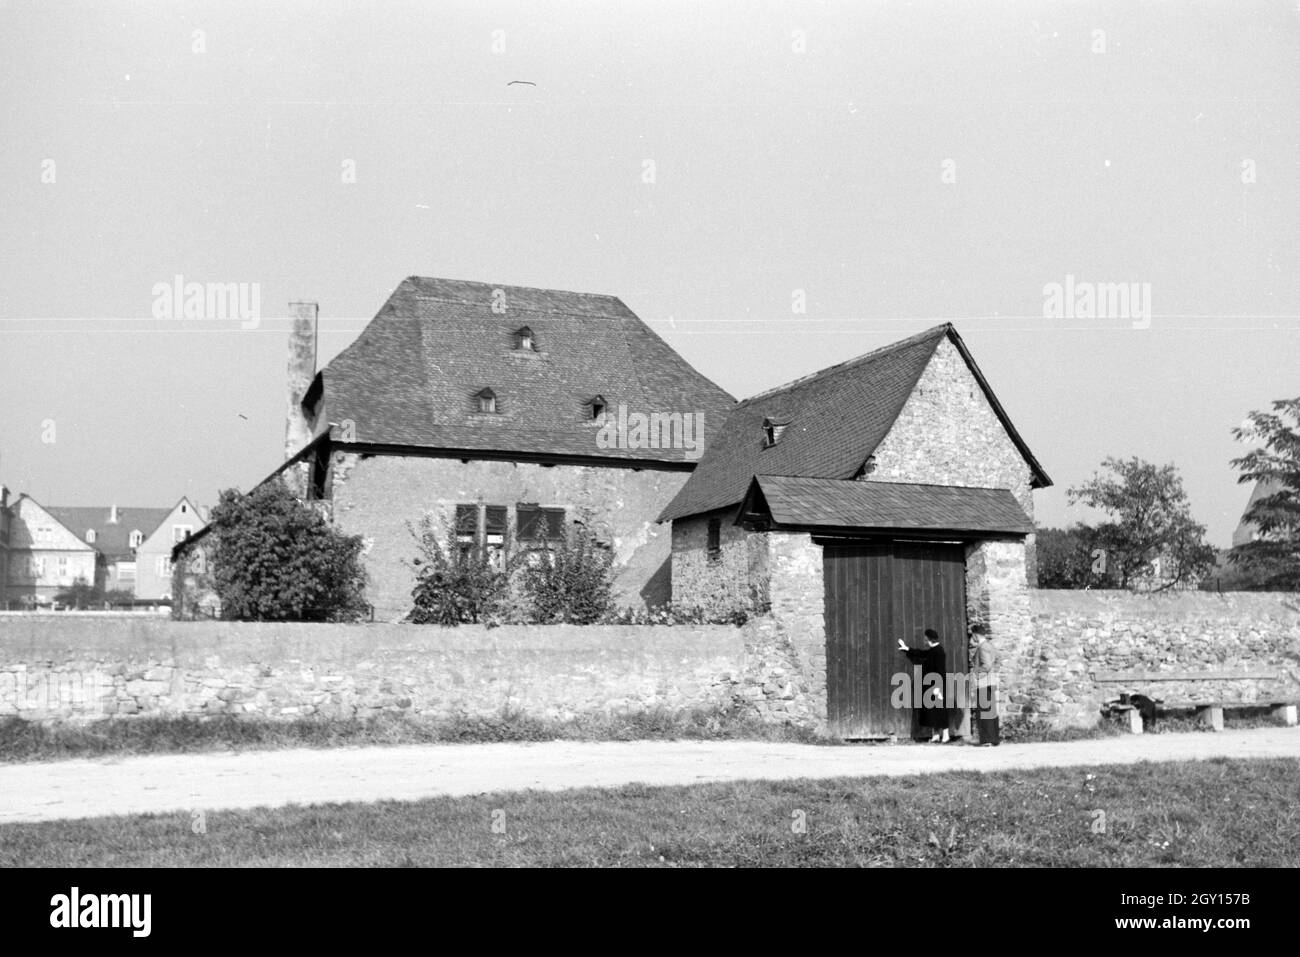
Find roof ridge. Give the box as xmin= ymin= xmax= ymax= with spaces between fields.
xmin=739 ymin=323 xmax=951 ymax=405
xmin=46 ymin=505 xmax=173 ymax=513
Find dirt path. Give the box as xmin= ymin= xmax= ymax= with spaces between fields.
xmin=2 ymin=728 xmax=1297 ymax=824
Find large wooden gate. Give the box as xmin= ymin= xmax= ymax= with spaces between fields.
xmin=823 ymin=540 xmax=967 ymax=738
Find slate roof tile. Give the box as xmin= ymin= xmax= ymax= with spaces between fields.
xmin=745 ymin=475 xmax=1034 ymax=535
xmin=316 ymin=277 xmax=736 ymax=464
xmin=657 ymin=323 xmax=1050 ymax=522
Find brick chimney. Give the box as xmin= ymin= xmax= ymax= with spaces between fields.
xmin=285 ymin=301 xmax=319 ymax=460
xmin=108 ymin=504 xmax=119 ymax=524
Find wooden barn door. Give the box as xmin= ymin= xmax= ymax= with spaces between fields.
xmin=823 ymin=540 xmax=967 ymax=738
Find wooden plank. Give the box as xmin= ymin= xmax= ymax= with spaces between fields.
xmin=1092 ymin=670 xmax=1281 ymax=682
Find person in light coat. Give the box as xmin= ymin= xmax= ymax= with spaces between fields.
xmin=971 ymin=624 xmax=1000 ymax=746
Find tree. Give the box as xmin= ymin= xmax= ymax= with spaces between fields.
xmin=206 ymin=481 xmax=368 ymax=621
xmin=1035 ymin=526 xmax=1112 ymax=589
xmin=521 ymin=526 xmax=615 ymax=624
xmin=407 ymin=515 xmax=517 ymax=625
xmin=1068 ymin=456 xmax=1216 ymax=591
xmin=1229 ymin=397 xmax=1300 ymax=589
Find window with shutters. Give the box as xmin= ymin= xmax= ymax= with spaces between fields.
xmin=454 ymin=504 xmax=479 ymax=559
xmin=484 ymin=505 xmax=507 ymax=569
xmin=516 ymin=504 xmax=565 ymax=546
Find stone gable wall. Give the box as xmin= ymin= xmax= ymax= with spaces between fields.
xmin=867 ymin=337 xmax=1039 ymax=582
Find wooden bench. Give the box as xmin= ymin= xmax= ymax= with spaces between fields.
xmin=1093 ymin=669 xmax=1299 ymax=733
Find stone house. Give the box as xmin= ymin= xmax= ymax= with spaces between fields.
xmin=179 ymin=277 xmax=736 ymax=621
xmin=658 ymin=324 xmax=1051 ymax=738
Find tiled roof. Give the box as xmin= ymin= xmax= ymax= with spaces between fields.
xmin=657 ymin=323 xmax=1050 ymax=522
xmin=45 ymin=507 xmax=172 ymax=559
xmin=1232 ymin=479 xmax=1285 ymax=547
xmin=742 ymin=476 xmax=1034 ymax=535
xmin=315 ymin=277 xmax=736 ymax=464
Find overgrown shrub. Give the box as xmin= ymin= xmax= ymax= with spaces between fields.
xmin=407 ymin=515 xmax=516 ymax=624
xmin=521 ymin=527 xmax=614 ymax=624
xmin=206 ymin=482 xmax=369 ymax=622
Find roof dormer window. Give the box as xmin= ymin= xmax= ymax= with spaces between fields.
xmin=474 ymin=388 xmax=498 ymax=414
xmin=513 ymin=326 xmax=536 ymax=351
xmin=762 ymin=416 xmax=789 ymax=448
xmin=585 ymin=395 xmax=608 ymax=422
xmin=85 ymin=529 xmax=97 ymax=544
xmin=129 ymin=529 xmax=144 ymax=549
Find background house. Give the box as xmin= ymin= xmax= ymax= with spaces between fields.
xmin=3 ymin=495 xmax=99 ymax=606
xmin=1 ymin=498 xmax=199 ymax=606
xmin=134 ymin=498 xmax=205 ymax=600
xmin=659 ymin=324 xmax=1050 ymax=738
xmin=44 ymin=505 xmax=171 ymax=596
xmin=0 ymin=486 xmax=11 ymax=606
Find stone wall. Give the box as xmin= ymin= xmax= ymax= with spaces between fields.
xmin=0 ymin=617 xmax=788 ymax=725
xmin=866 ymin=337 xmax=1039 ymax=583
xmin=6 ymin=593 xmax=1296 ymax=733
xmin=1005 ymin=591 xmax=1300 ymax=727
xmin=765 ymin=532 xmax=828 ymax=726
xmin=328 ymin=453 xmax=689 ymax=621
xmin=670 ymin=507 xmax=769 ymax=614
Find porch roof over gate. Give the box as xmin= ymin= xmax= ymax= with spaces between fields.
xmin=739 ymin=475 xmax=1034 ymax=536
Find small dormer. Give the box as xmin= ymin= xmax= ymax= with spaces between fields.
xmin=474 ymin=388 xmax=499 ymax=414
xmin=585 ymin=395 xmax=608 ymax=422
xmin=85 ymin=528 xmax=97 ymax=544
xmin=512 ymin=326 xmax=536 ymax=352
xmin=129 ymin=529 xmax=144 ymax=549
xmin=762 ymin=416 xmax=790 ymax=448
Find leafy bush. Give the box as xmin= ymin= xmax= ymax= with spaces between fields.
xmin=206 ymin=482 xmax=368 ymax=622
xmin=407 ymin=515 xmax=516 ymax=624
xmin=521 ymin=527 xmax=614 ymax=624
xmin=603 ymin=599 xmax=757 ymax=626
xmin=53 ymin=579 xmax=134 ymax=609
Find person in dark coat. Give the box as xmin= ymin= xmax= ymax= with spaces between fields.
xmin=898 ymin=628 xmax=949 ymax=742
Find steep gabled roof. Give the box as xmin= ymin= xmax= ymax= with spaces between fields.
xmin=314 ymin=276 xmax=736 ymax=464
xmin=740 ymin=476 xmax=1034 ymax=536
xmin=44 ymin=506 xmax=171 ymax=559
xmin=657 ymin=323 xmax=1050 ymax=522
xmin=1232 ymin=479 xmax=1285 ymax=547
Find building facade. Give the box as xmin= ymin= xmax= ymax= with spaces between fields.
xmin=177 ymin=277 xmax=736 ymax=621
xmin=134 ymin=498 xmax=205 ymax=600
xmin=659 ymin=324 xmax=1051 ymax=738
xmin=3 ymin=496 xmax=100 ymax=606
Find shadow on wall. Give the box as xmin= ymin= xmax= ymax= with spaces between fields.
xmin=638 ymin=558 xmax=672 ymax=608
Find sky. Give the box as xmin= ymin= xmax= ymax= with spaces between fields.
xmin=1 ymin=0 xmax=1297 ymax=546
